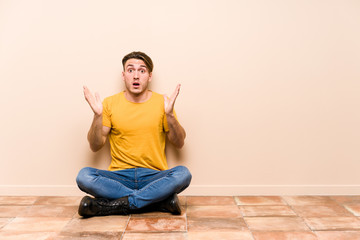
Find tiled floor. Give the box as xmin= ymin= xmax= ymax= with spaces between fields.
xmin=1 ymin=196 xmax=360 ymax=239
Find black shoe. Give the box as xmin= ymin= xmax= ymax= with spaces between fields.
xmin=130 ymin=194 xmax=182 ymax=215
xmin=155 ymin=193 xmax=182 ymax=215
xmin=78 ymin=196 xmax=130 ymax=217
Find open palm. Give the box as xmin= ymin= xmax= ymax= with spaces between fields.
xmin=83 ymin=86 xmax=102 ymax=116
xmin=164 ymin=84 xmax=181 ymax=115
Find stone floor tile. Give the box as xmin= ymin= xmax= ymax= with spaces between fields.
xmin=0 ymin=231 xmax=57 ymax=240
xmin=126 ymin=217 xmax=186 ymax=232
xmin=252 ymin=231 xmax=317 ymax=240
xmin=2 ymin=217 xmax=71 ymax=232
xmin=62 ymin=215 xmax=128 ymax=233
xmin=239 ymin=205 xmax=296 ymax=217
xmin=235 ymin=196 xmax=286 ymax=205
xmin=244 ymin=217 xmax=309 ymax=231
xmin=283 ymin=196 xmax=337 ymax=205
xmin=187 ymin=217 xmax=247 ymax=231
xmin=2 ymin=194 xmax=360 ymax=239
xmin=0 ymin=206 xmax=30 ymax=217
xmin=344 ymin=203 xmax=360 ymax=216
xmin=55 ymin=231 xmax=122 ymax=239
xmin=0 ymin=196 xmax=38 ymax=205
xmin=187 ymin=196 xmax=235 ymax=206
xmin=178 ymin=196 xmax=187 ymax=206
xmin=304 ymin=217 xmax=360 ymax=230
xmin=0 ymin=218 xmax=12 ymax=229
xmin=130 ymin=206 xmax=186 ymax=218
xmin=18 ymin=205 xmax=78 ymax=218
xmin=34 ymin=196 xmax=82 ymax=206
xmin=186 ymin=205 xmax=242 ymax=218
xmin=315 ymin=231 xmax=360 ymax=240
xmin=292 ymin=204 xmax=353 ymax=217
xmin=187 ymin=231 xmax=253 ymax=240
xmin=331 ymin=196 xmax=360 ymax=204
xmin=122 ymin=232 xmax=187 ymax=240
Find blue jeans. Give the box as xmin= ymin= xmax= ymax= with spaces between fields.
xmin=76 ymin=166 xmax=192 ymax=209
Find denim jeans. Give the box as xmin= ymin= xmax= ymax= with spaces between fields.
xmin=76 ymin=166 xmax=192 ymax=209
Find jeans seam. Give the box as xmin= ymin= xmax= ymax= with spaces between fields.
xmin=137 ymin=170 xmax=168 ymax=183
xmin=97 ymin=169 xmax=133 ymax=183
xmin=135 ymin=168 xmax=138 ymax=190
xmin=133 ymin=171 xmax=172 ymax=195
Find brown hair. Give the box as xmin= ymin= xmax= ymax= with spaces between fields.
xmin=122 ymin=51 xmax=154 ymax=73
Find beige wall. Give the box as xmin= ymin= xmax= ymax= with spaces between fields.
xmin=1 ymin=0 xmax=359 ymax=196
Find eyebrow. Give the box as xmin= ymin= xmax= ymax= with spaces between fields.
xmin=126 ymin=64 xmax=147 ymax=69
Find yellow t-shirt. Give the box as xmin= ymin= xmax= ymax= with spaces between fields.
xmin=102 ymin=91 xmax=170 ymax=171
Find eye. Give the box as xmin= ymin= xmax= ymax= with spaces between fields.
xmin=128 ymin=69 xmax=133 ymax=73
xmin=140 ymin=69 xmax=145 ymax=73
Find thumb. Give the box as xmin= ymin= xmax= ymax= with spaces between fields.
xmin=95 ymin=92 xmax=101 ymax=102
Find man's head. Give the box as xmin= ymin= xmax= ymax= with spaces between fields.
xmin=122 ymin=51 xmax=153 ymax=73
xmin=122 ymin=51 xmax=153 ymax=98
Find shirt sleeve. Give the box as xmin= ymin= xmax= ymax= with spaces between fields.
xmin=102 ymin=98 xmax=112 ymax=128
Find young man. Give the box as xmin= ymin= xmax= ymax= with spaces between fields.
xmin=76 ymin=51 xmax=191 ymax=217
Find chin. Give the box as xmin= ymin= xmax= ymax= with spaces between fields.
xmin=130 ymin=89 xmax=143 ymax=95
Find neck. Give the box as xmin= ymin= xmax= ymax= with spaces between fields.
xmin=124 ymin=90 xmax=152 ymax=103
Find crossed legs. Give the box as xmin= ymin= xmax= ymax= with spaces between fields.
xmin=76 ymin=166 xmax=192 ymax=216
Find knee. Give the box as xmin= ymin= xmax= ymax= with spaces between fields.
xmin=173 ymin=165 xmax=192 ymax=186
xmin=76 ymin=167 xmax=96 ymax=188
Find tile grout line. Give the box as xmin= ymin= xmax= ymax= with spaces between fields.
xmin=284 ymin=196 xmax=360 ymax=234
xmin=0 ymin=217 xmax=15 ymax=230
xmin=185 ymin=196 xmax=188 ymax=235
xmin=282 ymin=196 xmax=316 ymax=234
xmin=330 ymin=196 xmax=360 ymax=217
xmin=119 ymin=215 xmax=132 ymax=240
xmin=233 ymin=196 xmax=256 ymax=240
xmin=2 ymin=195 xmax=360 ymax=239
xmin=328 ymin=196 xmax=358 ymax=218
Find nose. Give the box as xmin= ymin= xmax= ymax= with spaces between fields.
xmin=134 ymin=71 xmax=139 ymax=79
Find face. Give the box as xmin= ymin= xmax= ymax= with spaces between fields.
xmin=122 ymin=58 xmax=152 ymax=96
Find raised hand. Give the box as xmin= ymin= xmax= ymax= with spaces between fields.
xmin=83 ymin=86 xmax=102 ymax=116
xmin=164 ymin=84 xmax=181 ymax=115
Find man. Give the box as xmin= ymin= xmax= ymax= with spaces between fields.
xmin=76 ymin=51 xmax=191 ymax=217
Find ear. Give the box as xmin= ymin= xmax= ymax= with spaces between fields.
xmin=148 ymin=72 xmax=153 ymax=82
xmin=122 ymin=71 xmax=125 ymax=81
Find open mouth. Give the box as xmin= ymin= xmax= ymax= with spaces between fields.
xmin=133 ymin=82 xmax=140 ymax=87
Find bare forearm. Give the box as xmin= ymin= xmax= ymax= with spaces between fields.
xmin=87 ymin=114 xmax=106 ymax=152
xmin=166 ymin=113 xmax=186 ymax=148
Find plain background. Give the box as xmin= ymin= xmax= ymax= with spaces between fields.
xmin=1 ymin=0 xmax=359 ymax=196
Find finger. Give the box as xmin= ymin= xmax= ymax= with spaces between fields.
xmin=95 ymin=92 xmax=101 ymax=103
xmin=174 ymin=84 xmax=181 ymax=94
xmin=170 ymin=84 xmax=181 ymax=102
xmin=83 ymin=86 xmax=90 ymax=98
xmin=83 ymin=86 xmax=90 ymax=95
xmin=83 ymin=86 xmax=95 ymax=105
